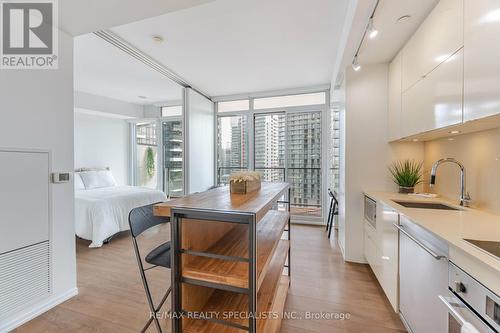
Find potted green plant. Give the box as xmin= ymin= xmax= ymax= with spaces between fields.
xmin=388 ymin=159 xmax=423 ymax=194
xmin=145 ymin=147 xmax=155 ymax=178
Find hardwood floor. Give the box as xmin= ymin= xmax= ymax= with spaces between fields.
xmin=15 ymin=225 xmax=405 ymax=333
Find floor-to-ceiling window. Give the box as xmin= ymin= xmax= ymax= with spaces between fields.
xmin=330 ymin=103 xmax=341 ymax=192
xmin=254 ymin=113 xmax=285 ymax=182
xmin=217 ymin=114 xmax=249 ymax=184
xmin=215 ymin=90 xmax=329 ymax=223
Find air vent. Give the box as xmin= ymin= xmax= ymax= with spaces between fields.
xmin=0 ymin=241 xmax=51 ymax=320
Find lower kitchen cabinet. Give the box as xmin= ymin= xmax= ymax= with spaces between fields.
xmin=398 ymin=216 xmax=449 ymax=333
xmin=363 ymin=198 xmax=399 ymax=312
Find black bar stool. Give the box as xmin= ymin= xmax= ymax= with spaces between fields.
xmin=326 ymin=189 xmax=339 ymax=239
xmin=129 ymin=203 xmax=171 ymax=333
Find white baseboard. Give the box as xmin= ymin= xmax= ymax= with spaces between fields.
xmin=0 ymin=287 xmax=78 ymax=333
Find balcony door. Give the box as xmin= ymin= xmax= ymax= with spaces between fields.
xmin=253 ymin=111 xmax=322 ymax=220
xmin=216 ymin=91 xmax=328 ymax=224
xmin=162 ymin=119 xmax=183 ymax=197
xmin=253 ymin=112 xmax=285 ymax=182
xmin=285 ymin=111 xmax=322 ymax=218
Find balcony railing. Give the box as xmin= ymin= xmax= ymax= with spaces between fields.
xmin=217 ymin=166 xmax=322 ymax=217
xmin=164 ymin=167 xmax=183 ymax=198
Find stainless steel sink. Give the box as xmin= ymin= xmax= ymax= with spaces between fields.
xmin=392 ymin=200 xmax=461 ymax=211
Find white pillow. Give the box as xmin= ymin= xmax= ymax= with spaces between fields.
xmin=74 ymin=173 xmax=86 ymax=190
xmin=80 ymin=170 xmax=117 ymax=189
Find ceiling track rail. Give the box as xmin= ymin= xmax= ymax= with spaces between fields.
xmin=94 ymin=30 xmax=211 ymax=100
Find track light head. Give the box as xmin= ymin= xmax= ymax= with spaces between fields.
xmin=368 ymin=18 xmax=378 ymax=39
xmin=352 ymin=56 xmax=361 ymax=71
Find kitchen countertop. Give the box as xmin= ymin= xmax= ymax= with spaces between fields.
xmin=364 ymin=191 xmax=500 ymax=295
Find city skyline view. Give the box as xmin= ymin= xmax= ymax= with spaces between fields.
xmin=217 ymin=111 xmax=322 ymax=217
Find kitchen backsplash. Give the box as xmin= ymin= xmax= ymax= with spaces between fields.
xmin=423 ymin=127 xmax=500 ymax=215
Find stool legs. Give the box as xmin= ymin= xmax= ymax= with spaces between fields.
xmin=326 ymin=197 xmax=333 ymax=232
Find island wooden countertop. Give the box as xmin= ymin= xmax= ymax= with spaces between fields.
xmin=154 ymin=182 xmax=290 ymax=222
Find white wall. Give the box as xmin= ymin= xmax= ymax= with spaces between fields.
xmin=74 ymin=91 xmax=144 ymax=118
xmin=74 ymin=113 xmax=130 ymax=185
xmin=424 ymin=128 xmax=500 ymax=214
xmin=0 ymin=31 xmax=77 ymax=331
xmin=339 ymin=64 xmax=424 ymax=263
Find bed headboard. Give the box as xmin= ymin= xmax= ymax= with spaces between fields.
xmin=75 ymin=167 xmax=110 ymax=172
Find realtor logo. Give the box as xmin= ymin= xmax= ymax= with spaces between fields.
xmin=0 ymin=0 xmax=58 ymax=69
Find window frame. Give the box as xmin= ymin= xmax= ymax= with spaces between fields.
xmin=215 ymin=89 xmax=331 ymax=225
xmin=216 ymin=113 xmax=250 ymax=184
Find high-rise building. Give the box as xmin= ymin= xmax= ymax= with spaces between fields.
xmin=254 ymin=114 xmax=284 ymax=182
xmin=230 ymin=117 xmax=247 ymax=168
xmin=217 ymin=116 xmax=248 ymax=184
xmin=286 ymin=112 xmax=322 ymax=216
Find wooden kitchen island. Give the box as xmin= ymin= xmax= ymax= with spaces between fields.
xmin=154 ymin=182 xmax=291 ymax=333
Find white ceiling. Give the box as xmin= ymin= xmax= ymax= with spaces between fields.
xmin=110 ymin=0 xmax=351 ymax=97
xmin=74 ymin=33 xmax=184 ymax=105
xmin=60 ymin=0 xmax=215 ymax=36
xmin=357 ymin=0 xmax=438 ymax=64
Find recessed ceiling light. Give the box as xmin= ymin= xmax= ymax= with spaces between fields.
xmin=412 ymin=138 xmax=419 ymax=142
xmin=397 ymin=15 xmax=411 ymax=23
xmin=152 ymin=35 xmax=164 ymax=43
xmin=448 ymin=138 xmax=455 ymax=141
xmin=138 ymin=95 xmax=147 ymax=99
xmin=449 ymin=130 xmax=460 ymax=134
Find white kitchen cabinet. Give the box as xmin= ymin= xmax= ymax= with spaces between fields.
xmin=402 ymin=0 xmax=463 ymax=92
xmin=464 ymin=0 xmax=500 ymax=121
xmin=364 ymin=221 xmax=380 ymax=277
xmin=388 ymin=52 xmax=402 ymax=142
xmin=376 ymin=202 xmax=399 ymax=312
xmin=363 ymin=198 xmax=399 ymax=312
xmin=401 ymin=48 xmax=463 ymax=137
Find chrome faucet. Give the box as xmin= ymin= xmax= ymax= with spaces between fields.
xmin=430 ymin=158 xmax=471 ymax=207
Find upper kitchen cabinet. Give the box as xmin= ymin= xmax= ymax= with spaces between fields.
xmin=402 ymin=0 xmax=464 ymax=92
xmin=464 ymin=0 xmax=500 ymax=121
xmin=401 ymin=48 xmax=463 ymax=137
xmin=388 ymin=52 xmax=402 ymax=142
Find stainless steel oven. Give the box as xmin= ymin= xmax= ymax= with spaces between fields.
xmin=440 ymin=262 xmax=499 ymax=333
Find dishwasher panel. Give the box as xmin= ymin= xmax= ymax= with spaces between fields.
xmin=399 ymin=215 xmax=449 ymax=333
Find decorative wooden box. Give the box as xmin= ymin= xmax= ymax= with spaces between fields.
xmin=230 ymin=179 xmax=261 ymax=194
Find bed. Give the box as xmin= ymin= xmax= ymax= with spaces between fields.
xmin=74 ymin=169 xmax=167 ymax=248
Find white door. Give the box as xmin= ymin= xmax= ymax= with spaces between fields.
xmin=0 ymin=150 xmax=50 ymax=253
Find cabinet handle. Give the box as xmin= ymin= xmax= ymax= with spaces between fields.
xmin=393 ymin=223 xmax=447 ymax=260
xmin=438 ymin=296 xmax=467 ymax=327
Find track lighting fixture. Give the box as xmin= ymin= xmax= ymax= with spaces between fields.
xmin=352 ymin=56 xmax=361 ymax=71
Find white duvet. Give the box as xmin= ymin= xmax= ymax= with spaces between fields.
xmin=75 ymin=186 xmax=167 ymax=248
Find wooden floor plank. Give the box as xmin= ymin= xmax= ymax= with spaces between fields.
xmin=14 ymin=225 xmax=405 ymax=333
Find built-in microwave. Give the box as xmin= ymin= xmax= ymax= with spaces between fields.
xmin=364 ymin=196 xmax=376 ymax=229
